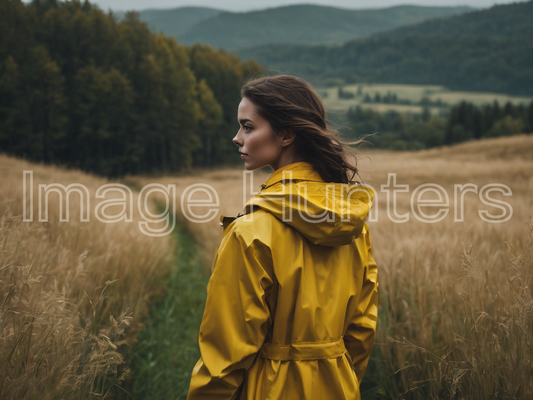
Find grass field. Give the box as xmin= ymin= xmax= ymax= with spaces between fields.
xmin=0 ymin=155 xmax=173 ymax=399
xmin=320 ymin=83 xmax=533 ymax=115
xmin=1 ymin=134 xmax=532 ymax=399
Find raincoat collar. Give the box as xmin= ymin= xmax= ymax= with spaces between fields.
xmin=259 ymin=162 xmax=324 ymax=190
xmin=219 ymin=162 xmax=321 ymax=230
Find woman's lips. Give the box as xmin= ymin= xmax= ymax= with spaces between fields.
xmin=240 ymin=154 xmax=247 ymax=159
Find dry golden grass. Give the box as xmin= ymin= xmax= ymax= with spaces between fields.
xmin=354 ymin=135 xmax=533 ymax=398
xmin=0 ymin=154 xmax=173 ymax=399
xmin=135 ymin=134 xmax=533 ymax=398
xmin=1 ymin=133 xmax=531 ymax=399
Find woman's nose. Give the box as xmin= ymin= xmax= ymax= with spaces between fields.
xmin=232 ymin=132 xmax=242 ymax=146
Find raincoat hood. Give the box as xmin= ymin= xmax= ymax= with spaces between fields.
xmin=244 ymin=162 xmax=374 ymax=247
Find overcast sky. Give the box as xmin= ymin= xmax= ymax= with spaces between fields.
xmin=29 ymin=0 xmax=527 ymax=12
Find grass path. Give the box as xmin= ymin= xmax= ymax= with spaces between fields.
xmin=121 ymin=203 xmax=210 ymax=400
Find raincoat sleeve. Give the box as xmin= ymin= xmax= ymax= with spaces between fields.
xmin=187 ymin=227 xmax=274 ymax=400
xmin=344 ymin=225 xmax=379 ymax=385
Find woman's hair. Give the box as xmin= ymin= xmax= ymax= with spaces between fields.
xmin=240 ymin=74 xmax=364 ymax=184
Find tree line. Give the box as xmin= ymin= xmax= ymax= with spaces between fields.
xmin=361 ymin=92 xmax=446 ymax=108
xmin=345 ymin=100 xmax=533 ymax=150
xmin=0 ymin=0 xmax=262 ymax=177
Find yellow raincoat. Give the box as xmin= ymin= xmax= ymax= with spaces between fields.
xmin=187 ymin=161 xmax=378 ymax=400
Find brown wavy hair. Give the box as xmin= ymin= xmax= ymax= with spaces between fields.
xmin=240 ymin=74 xmax=364 ymax=184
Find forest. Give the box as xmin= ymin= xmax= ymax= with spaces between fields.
xmin=345 ymin=100 xmax=533 ymax=150
xmin=0 ymin=0 xmax=262 ymax=178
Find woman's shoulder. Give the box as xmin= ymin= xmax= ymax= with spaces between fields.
xmin=222 ymin=206 xmax=296 ymax=250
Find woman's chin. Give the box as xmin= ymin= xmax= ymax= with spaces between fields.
xmin=243 ymin=161 xmax=255 ymax=170
xmin=242 ymin=159 xmax=268 ymax=171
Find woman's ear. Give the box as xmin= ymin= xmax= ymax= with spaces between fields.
xmin=280 ymin=129 xmax=297 ymax=147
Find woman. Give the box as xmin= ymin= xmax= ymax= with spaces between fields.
xmin=187 ymin=75 xmax=378 ymax=400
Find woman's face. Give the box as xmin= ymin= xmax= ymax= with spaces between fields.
xmin=233 ymin=97 xmax=285 ymax=171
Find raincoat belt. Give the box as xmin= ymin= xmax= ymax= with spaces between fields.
xmin=260 ymin=339 xmax=347 ymax=361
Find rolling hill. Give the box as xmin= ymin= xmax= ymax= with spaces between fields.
xmin=139 ymin=4 xmax=472 ymax=49
xmin=376 ymin=0 xmax=533 ymax=39
xmin=115 ymin=6 xmax=222 ymax=37
xmin=233 ymin=1 xmax=533 ymax=95
xmin=179 ymin=4 xmax=472 ymax=49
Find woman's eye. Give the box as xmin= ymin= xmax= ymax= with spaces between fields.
xmin=244 ymin=125 xmax=252 ymax=132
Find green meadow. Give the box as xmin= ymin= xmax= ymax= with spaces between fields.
xmin=320 ymin=83 xmax=533 ymax=115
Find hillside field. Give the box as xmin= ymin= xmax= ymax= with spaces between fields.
xmin=320 ymin=83 xmax=533 ymax=115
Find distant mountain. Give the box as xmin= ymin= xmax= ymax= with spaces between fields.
xmin=115 ymin=6 xmax=222 ymax=37
xmin=376 ymin=0 xmax=533 ymax=38
xmin=233 ymin=1 xmax=533 ymax=95
xmin=173 ymin=4 xmax=473 ymax=49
